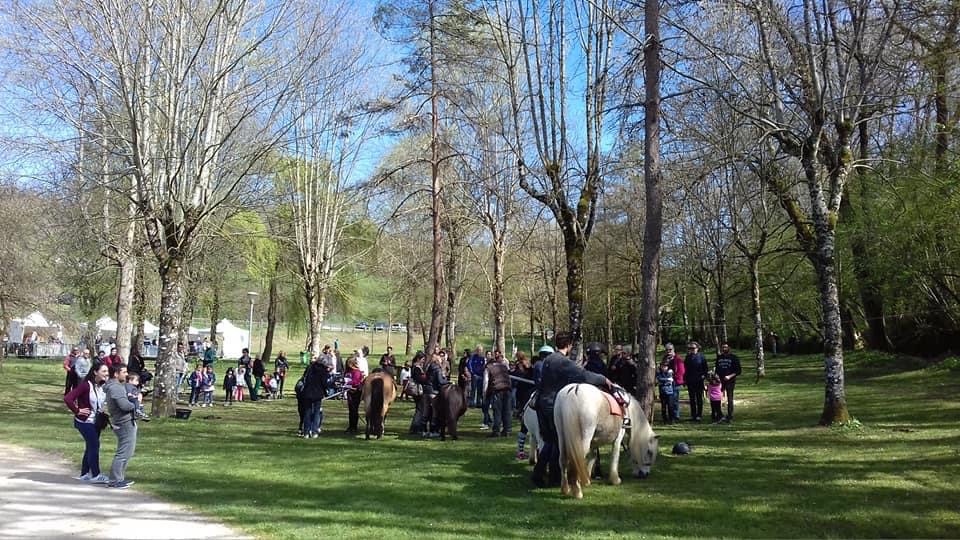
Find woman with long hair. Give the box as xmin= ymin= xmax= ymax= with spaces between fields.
xmin=343 ymin=357 xmax=364 ymax=433
xmin=63 ymin=362 xmax=110 ymax=483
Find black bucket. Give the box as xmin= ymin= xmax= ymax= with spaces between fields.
xmin=174 ymin=408 xmax=192 ymax=420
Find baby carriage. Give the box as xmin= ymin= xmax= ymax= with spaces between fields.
xmin=262 ymin=373 xmax=280 ymax=400
xmin=325 ymin=372 xmax=346 ymax=400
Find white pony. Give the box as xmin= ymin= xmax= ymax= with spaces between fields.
xmin=522 ymin=396 xmax=544 ymax=464
xmin=554 ymin=383 xmax=659 ymax=499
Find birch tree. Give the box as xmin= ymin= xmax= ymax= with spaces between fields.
xmin=485 ymin=0 xmax=617 ymax=357
xmin=684 ymin=0 xmax=901 ymax=423
xmin=9 ymin=0 xmax=348 ymax=416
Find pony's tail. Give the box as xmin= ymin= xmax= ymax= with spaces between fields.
xmin=371 ymin=377 xmax=385 ymax=433
xmin=561 ymin=394 xmax=591 ymax=488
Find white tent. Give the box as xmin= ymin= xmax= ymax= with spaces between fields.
xmin=8 ymin=311 xmax=59 ymax=344
xmin=23 ymin=312 xmax=51 ymax=327
xmin=143 ymin=321 xmax=159 ymax=337
xmin=96 ymin=316 xmax=117 ymax=333
xmin=193 ymin=319 xmax=249 ymax=358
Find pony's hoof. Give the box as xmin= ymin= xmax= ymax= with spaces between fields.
xmin=574 ymin=491 xmax=583 ymax=500
xmin=610 ymin=476 xmax=622 ymax=486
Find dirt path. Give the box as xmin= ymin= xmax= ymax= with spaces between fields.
xmin=0 ymin=443 xmax=247 ymax=539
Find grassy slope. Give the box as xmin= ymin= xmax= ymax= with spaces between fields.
xmin=1 ymin=351 xmax=958 ymax=539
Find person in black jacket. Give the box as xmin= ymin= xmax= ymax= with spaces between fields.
xmin=252 ymin=356 xmax=266 ymax=401
xmin=714 ymin=343 xmax=742 ymax=423
xmin=408 ymin=352 xmax=429 ymax=435
xmin=300 ymin=359 xmax=329 ymax=438
xmin=424 ymin=355 xmax=448 ymax=437
xmin=684 ymin=341 xmax=708 ymax=421
xmin=532 ymin=332 xmax=612 ymax=487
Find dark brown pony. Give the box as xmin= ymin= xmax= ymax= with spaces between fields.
xmin=362 ymin=372 xmax=397 ymax=440
xmin=434 ymin=368 xmax=470 ymax=440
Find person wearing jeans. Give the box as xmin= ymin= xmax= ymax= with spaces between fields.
xmin=467 ymin=347 xmax=486 ymax=408
xmin=484 ymin=353 xmax=512 ymax=436
xmin=63 ymin=363 xmax=110 ymax=483
xmin=300 ymin=357 xmax=329 ymax=438
xmin=714 ymin=343 xmax=742 ymax=422
xmin=104 ymin=363 xmax=137 ymax=489
xmin=684 ymin=341 xmax=708 ymax=421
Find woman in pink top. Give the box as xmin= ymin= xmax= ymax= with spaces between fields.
xmin=707 ymin=371 xmax=724 ymax=423
xmin=344 ymin=358 xmax=364 ymax=434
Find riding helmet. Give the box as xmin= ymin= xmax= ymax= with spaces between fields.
xmin=538 ymin=345 xmax=555 ymax=354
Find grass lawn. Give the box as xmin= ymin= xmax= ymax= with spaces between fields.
xmin=1 ymin=351 xmax=958 ymax=538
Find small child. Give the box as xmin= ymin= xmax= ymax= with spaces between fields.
xmin=656 ymin=361 xmax=675 ymax=424
xmin=188 ymin=364 xmax=204 ymax=407
xmin=223 ymin=367 xmax=237 ymax=406
xmin=266 ymin=372 xmax=279 ymax=399
xmin=201 ymin=365 xmax=216 ymax=407
xmin=707 ymin=371 xmax=724 ymax=423
xmin=125 ymin=372 xmax=150 ymax=422
xmin=234 ymin=366 xmax=246 ymax=402
xmin=399 ymin=363 xmax=411 ymax=386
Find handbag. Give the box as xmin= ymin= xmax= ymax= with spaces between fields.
xmin=95 ymin=411 xmax=111 ymax=432
xmin=404 ymin=379 xmax=423 ymax=398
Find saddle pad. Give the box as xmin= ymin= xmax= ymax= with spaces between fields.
xmin=604 ymin=392 xmax=623 ymax=417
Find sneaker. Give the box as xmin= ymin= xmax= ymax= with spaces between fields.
xmin=480 ymin=424 xmax=490 ymax=430
xmin=73 ymin=473 xmax=91 ymax=482
xmin=108 ymin=480 xmax=134 ymax=489
xmin=310 ymin=433 xmax=319 ymax=439
xmin=516 ymin=451 xmax=528 ymax=461
xmin=89 ymin=474 xmax=110 ymax=484
xmin=487 ymin=432 xmax=500 ymax=438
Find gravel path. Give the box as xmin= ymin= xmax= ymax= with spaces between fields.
xmin=0 ymin=443 xmax=247 ymax=539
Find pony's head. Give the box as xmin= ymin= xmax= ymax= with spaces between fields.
xmin=627 ymin=400 xmax=659 ymax=479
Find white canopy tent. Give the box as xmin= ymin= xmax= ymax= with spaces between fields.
xmin=192 ymin=319 xmax=249 ymax=358
xmin=8 ymin=311 xmax=60 ymax=344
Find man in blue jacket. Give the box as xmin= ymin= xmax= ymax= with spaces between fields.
xmin=467 ymin=346 xmax=486 ymax=408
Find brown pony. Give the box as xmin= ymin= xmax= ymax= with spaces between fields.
xmin=434 ymin=367 xmax=470 ymax=441
xmin=362 ymin=371 xmax=397 ymax=440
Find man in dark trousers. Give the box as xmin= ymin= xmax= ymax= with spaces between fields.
xmin=714 ymin=342 xmax=742 ymax=423
xmin=532 ymin=332 xmax=612 ymax=488
xmin=684 ymin=341 xmax=708 ymax=421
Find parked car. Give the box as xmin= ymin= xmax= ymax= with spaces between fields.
xmin=390 ymin=322 xmax=406 ymax=332
xmin=354 ymin=321 xmax=369 ymax=330
xmin=374 ymin=322 xmax=386 ymax=332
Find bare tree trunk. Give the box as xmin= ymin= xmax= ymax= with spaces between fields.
xmin=843 ymin=121 xmax=890 ymax=350
xmin=749 ymin=256 xmax=765 ymax=381
xmin=426 ymin=0 xmax=445 ymax=355
xmin=677 ymin=280 xmax=690 ymax=342
xmin=306 ymin=285 xmax=326 ymax=358
xmin=701 ymin=282 xmax=717 ymax=351
xmin=492 ymin=232 xmax=506 ymax=354
xmin=261 ymin=271 xmax=279 ymax=363
xmin=115 ymin=255 xmax=136 ymax=360
xmin=813 ymin=236 xmax=849 ymax=425
xmin=132 ymin=266 xmax=146 ymax=352
xmin=636 ymin=0 xmax=662 ymax=424
xmin=178 ymin=282 xmax=198 ymax=350
xmin=563 ymin=230 xmax=587 ymax=360
xmin=209 ymin=285 xmax=220 ymax=348
xmin=151 ymin=260 xmax=185 ymax=418
xmin=715 ymin=261 xmax=728 ymax=344
xmin=405 ymin=301 xmax=414 ymax=355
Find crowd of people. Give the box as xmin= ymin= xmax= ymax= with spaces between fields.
xmin=58 ymin=332 xmax=742 ymax=492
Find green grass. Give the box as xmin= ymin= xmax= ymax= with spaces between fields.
xmin=1 ymin=351 xmax=959 ymax=538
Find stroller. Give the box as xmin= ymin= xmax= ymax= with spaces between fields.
xmin=325 ymin=373 xmax=346 ymax=400
xmin=262 ymin=373 xmax=280 ymax=400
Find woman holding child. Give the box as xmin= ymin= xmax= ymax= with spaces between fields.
xmin=63 ymin=363 xmax=110 ymax=484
